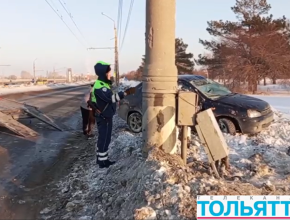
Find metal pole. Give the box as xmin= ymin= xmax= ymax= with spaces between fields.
xmin=53 ymin=66 xmax=55 ymax=82
xmin=101 ymin=12 xmax=119 ymax=86
xmin=142 ymin=0 xmax=178 ymax=154
xmin=181 ymin=126 xmax=188 ymax=164
xmin=33 ymin=58 xmax=37 ymax=81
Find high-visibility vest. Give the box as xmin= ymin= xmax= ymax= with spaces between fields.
xmin=91 ymin=79 xmax=111 ymax=103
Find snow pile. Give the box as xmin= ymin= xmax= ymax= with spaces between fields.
xmin=0 ymin=81 xmax=92 ymax=95
xmin=189 ymin=109 xmax=290 ymax=187
xmin=40 ymin=111 xmax=290 ymax=220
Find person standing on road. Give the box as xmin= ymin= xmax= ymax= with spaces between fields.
xmin=88 ymin=61 xmax=136 ymax=168
xmin=80 ymin=84 xmax=95 ymax=138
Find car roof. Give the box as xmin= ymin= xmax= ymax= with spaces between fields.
xmin=178 ymin=74 xmax=206 ymax=81
xmin=130 ymin=75 xmax=206 ymax=88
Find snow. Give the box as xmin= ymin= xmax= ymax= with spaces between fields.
xmin=257 ymin=79 xmax=290 ymax=94
xmin=0 ymin=81 xmax=92 ymax=95
xmin=0 ymin=79 xmax=139 ymax=96
xmin=40 ymin=112 xmax=290 ymax=219
xmin=190 ymin=109 xmax=290 ymax=186
xmin=39 ymin=80 xmax=290 ymax=220
xmin=119 ymin=78 xmax=141 ymax=90
xmin=258 ymin=84 xmax=290 ymax=94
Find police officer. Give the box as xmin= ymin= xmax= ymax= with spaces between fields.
xmin=90 ymin=61 xmax=135 ymax=168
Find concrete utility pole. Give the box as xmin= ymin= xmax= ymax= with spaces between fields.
xmin=88 ymin=12 xmax=120 ymax=86
xmin=114 ymin=24 xmax=119 ymax=86
xmin=101 ymin=12 xmax=119 ymax=86
xmin=142 ymin=0 xmax=178 ymax=153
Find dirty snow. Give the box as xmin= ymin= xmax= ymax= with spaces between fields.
xmin=0 ymin=81 xmax=92 ymax=95
xmin=190 ymin=109 xmax=290 ymax=186
xmin=38 ymin=80 xmax=290 ymax=220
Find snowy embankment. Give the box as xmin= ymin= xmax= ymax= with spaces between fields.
xmin=0 ymin=81 xmax=92 ymax=95
xmin=40 ymin=80 xmax=290 ymax=220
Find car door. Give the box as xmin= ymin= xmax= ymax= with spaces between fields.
xmin=118 ymin=83 xmax=142 ymax=121
xmin=128 ymin=83 xmax=142 ymax=112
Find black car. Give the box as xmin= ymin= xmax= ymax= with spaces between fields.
xmin=118 ymin=75 xmax=274 ymax=135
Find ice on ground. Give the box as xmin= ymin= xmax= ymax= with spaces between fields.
xmin=0 ymin=81 xmax=92 ymax=95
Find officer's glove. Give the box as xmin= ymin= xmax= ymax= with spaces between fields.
xmin=124 ymin=87 xmax=136 ymax=95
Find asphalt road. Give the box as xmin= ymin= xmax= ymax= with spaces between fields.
xmin=0 ymin=85 xmax=90 ymax=219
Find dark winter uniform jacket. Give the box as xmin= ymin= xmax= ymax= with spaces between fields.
xmin=91 ymin=62 xmax=125 ymax=118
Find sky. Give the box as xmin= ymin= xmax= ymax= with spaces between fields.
xmin=0 ymin=0 xmax=289 ymax=78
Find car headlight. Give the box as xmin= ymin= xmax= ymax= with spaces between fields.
xmin=247 ymin=109 xmax=262 ymax=118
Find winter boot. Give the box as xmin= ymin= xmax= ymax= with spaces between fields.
xmin=87 ymin=133 xmax=94 ymax=140
xmin=98 ymin=159 xmax=116 ymax=169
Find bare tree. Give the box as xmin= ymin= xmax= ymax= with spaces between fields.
xmin=20 ymin=71 xmax=32 ymax=79
xmin=47 ymin=71 xmax=59 ymax=78
xmin=8 ymin=75 xmax=17 ymax=80
xmin=123 ymin=70 xmax=142 ymax=81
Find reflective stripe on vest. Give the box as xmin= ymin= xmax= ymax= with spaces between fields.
xmin=91 ymin=80 xmax=111 ymax=103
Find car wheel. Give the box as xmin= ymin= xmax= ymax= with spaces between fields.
xmin=128 ymin=112 xmax=142 ymax=133
xmin=218 ymin=118 xmax=236 ymax=135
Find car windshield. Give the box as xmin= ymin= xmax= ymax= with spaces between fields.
xmin=189 ymin=78 xmax=232 ymax=99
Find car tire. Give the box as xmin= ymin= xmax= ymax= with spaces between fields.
xmin=127 ymin=112 xmax=142 ymax=133
xmin=218 ymin=118 xmax=236 ymax=135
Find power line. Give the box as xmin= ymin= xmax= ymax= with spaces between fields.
xmin=88 ymin=47 xmax=114 ymax=50
xmin=120 ymin=0 xmax=134 ymax=50
xmin=58 ymin=0 xmax=90 ymax=47
xmin=62 ymin=0 xmax=72 ymax=12
xmin=50 ymin=0 xmax=58 ymax=10
xmin=44 ymin=0 xmax=87 ymax=49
